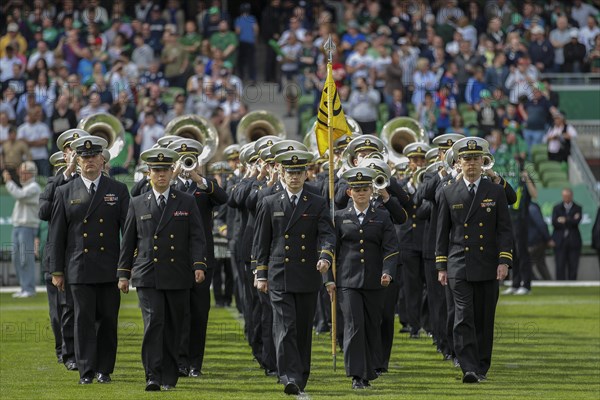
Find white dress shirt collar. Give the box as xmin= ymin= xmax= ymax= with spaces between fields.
xmin=463 ymin=176 xmax=482 ymax=192
xmin=81 ymin=174 xmax=101 ymax=192
xmin=153 ymin=187 xmax=171 ymax=206
xmin=286 ymin=188 xmax=302 ymax=204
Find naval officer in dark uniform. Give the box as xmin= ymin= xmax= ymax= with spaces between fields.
xmin=117 ymin=148 xmax=207 ymax=391
xmin=331 ymin=167 xmax=399 ymax=389
xmin=167 ymin=138 xmax=227 ymax=377
xmin=49 ymin=136 xmax=130 ymax=384
xmin=436 ymin=137 xmax=513 ymax=383
xmin=255 ymin=150 xmax=336 ymax=395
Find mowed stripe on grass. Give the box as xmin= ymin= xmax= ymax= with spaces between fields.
xmin=0 ymin=287 xmax=599 ymax=399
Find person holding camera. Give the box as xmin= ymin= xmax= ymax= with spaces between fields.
xmin=543 ymin=111 xmax=577 ymax=163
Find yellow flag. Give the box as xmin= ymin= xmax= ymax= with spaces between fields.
xmin=315 ymin=63 xmax=349 ymax=156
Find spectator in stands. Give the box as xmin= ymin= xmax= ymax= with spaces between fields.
xmin=411 ymin=57 xmax=437 ymax=107
xmin=505 ymin=56 xmax=539 ymax=104
xmin=436 ymin=0 xmax=464 ymax=26
xmin=465 ymin=65 xmax=487 ymax=108
xmin=278 ymin=32 xmax=302 ymax=117
xmin=384 ymin=50 xmax=403 ymax=106
xmin=2 ymin=162 xmax=40 ymax=298
xmin=543 ymin=111 xmax=577 ymax=163
xmin=160 ymin=29 xmax=188 ymax=88
xmin=0 ymin=23 xmax=28 ymax=59
xmin=0 ymin=87 xmax=18 ymax=121
xmin=528 ymin=201 xmax=553 ymax=281
xmin=136 ymin=111 xmax=164 ymax=153
xmin=588 ymin=33 xmax=600 ymax=72
xmin=541 ymin=78 xmax=560 ymax=108
xmin=347 ymin=77 xmax=380 ymax=135
xmin=579 ymin=15 xmax=600 ymax=54
xmin=162 ymin=0 xmax=185 ymax=35
xmin=80 ymin=92 xmax=109 ymax=119
xmin=0 ymin=111 xmax=9 ymax=145
xmin=417 ymin=91 xmax=439 ymax=139
xmin=135 ymin=0 xmax=154 ymax=22
xmin=57 ymin=29 xmax=84 ymax=75
xmin=147 ymin=5 xmax=167 ymax=55
xmin=550 ymin=16 xmax=573 ymax=72
xmin=477 ymin=89 xmax=500 ymax=137
xmin=346 ymin=41 xmax=374 ymax=86
xmin=388 ymin=88 xmax=408 ymax=119
xmin=27 ymin=41 xmax=55 ymax=73
xmin=519 ymin=82 xmax=557 ymax=155
xmin=485 ymin=51 xmax=509 ymax=94
xmin=456 ymin=16 xmax=478 ymax=51
xmin=571 ymin=0 xmax=599 ymax=31
xmin=551 ymin=188 xmax=583 ymax=280
xmin=210 ymin=20 xmax=239 ymax=69
xmin=108 ymin=104 xmax=135 ymax=177
xmin=17 ymin=105 xmax=50 ymax=176
xmin=0 ymin=125 xmax=31 ymax=183
xmin=49 ymin=94 xmax=77 ymax=154
xmin=0 ymin=45 xmax=20 ymax=85
xmin=235 ymin=3 xmax=258 ymax=83
xmin=454 ymin=39 xmax=484 ymax=102
xmin=341 ymin=20 xmax=366 ymax=58
xmin=212 ymin=106 xmax=233 ymax=159
xmin=139 ymin=60 xmax=169 ymax=89
xmin=564 ymin=29 xmax=588 ymax=73
xmin=528 ymin=26 xmax=554 ymax=73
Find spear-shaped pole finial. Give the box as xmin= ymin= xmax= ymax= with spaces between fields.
xmin=323 ymin=35 xmax=336 ymax=64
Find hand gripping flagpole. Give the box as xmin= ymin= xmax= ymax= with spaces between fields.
xmin=323 ymin=35 xmax=337 ymax=372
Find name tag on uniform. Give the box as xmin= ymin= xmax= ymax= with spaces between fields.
xmin=174 ymin=211 xmax=189 ymax=217
xmin=70 ymin=199 xmax=82 ymax=205
xmin=343 ymin=219 xmax=353 ymax=224
xmin=452 ymin=203 xmax=463 ymax=209
xmin=140 ymin=214 xmax=152 ymax=220
xmin=273 ymin=211 xmax=285 ymax=217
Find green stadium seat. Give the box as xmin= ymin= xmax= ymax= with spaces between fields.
xmin=542 ymin=171 xmax=568 ymax=185
xmin=537 ymin=160 xmax=562 ymax=174
xmin=545 ymin=180 xmax=571 ymax=189
xmin=531 ymin=143 xmax=547 ymax=156
xmin=298 ymin=94 xmax=313 ymax=108
xmin=462 ymin=110 xmax=478 ymax=127
xmin=533 ymin=151 xmax=549 ymax=164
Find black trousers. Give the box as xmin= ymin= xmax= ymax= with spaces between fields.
xmin=137 ymin=287 xmax=189 ymax=386
xmin=448 ymin=278 xmax=499 ymax=376
xmin=511 ymin=223 xmax=532 ymax=289
xmin=229 ymin=247 xmax=244 ymax=314
xmin=444 ymin=284 xmax=456 ymax=357
xmin=70 ymin=282 xmax=120 ymax=379
xmin=242 ymin=264 xmax=261 ymax=360
xmin=237 ymin=41 xmax=257 ymax=82
xmin=45 ymin=279 xmax=63 ymax=360
xmin=179 ymin=268 xmax=213 ymax=371
xmin=258 ymin=290 xmax=276 ymax=371
xmin=269 ymin=290 xmax=318 ymax=391
xmin=338 ymin=287 xmax=385 ymax=381
xmin=400 ymin=249 xmax=425 ymax=333
xmin=212 ymin=257 xmax=234 ymax=306
xmin=424 ymin=258 xmax=449 ymax=355
xmin=528 ymin=243 xmax=552 ymax=280
xmin=555 ymin=243 xmax=581 ymax=280
xmin=59 ymin=282 xmax=76 ymax=364
xmin=381 ymin=273 xmax=401 ymax=370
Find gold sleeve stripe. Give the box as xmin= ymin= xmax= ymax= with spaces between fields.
xmin=256 ymin=265 xmax=268 ymax=271
xmin=208 ymin=181 xmax=214 ymax=194
xmin=502 ymin=177 xmax=507 ymax=188
xmin=193 ymin=261 xmax=207 ymax=266
xmin=218 ymin=225 xmax=227 ymax=232
xmin=384 ymin=251 xmax=399 ymax=261
xmin=321 ymin=249 xmax=334 ymax=258
xmin=117 ymin=268 xmax=131 ymax=272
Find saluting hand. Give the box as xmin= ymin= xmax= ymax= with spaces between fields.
xmin=118 ymin=279 xmax=129 ymax=294
xmin=195 ymin=270 xmax=205 ymax=284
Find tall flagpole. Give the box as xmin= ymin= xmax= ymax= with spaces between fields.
xmin=323 ymin=35 xmax=337 ymax=371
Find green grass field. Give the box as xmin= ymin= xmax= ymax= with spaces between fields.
xmin=1 ymin=287 xmax=599 ymax=399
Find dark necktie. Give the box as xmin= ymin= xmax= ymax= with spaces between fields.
xmin=358 ymin=212 xmax=365 ymax=224
xmin=159 ymin=194 xmax=166 ymax=212
xmin=89 ymin=182 xmax=96 ymax=197
xmin=290 ymin=194 xmax=297 ymax=209
xmin=185 ymin=180 xmax=191 ymax=190
xmin=468 ymin=183 xmax=475 ymax=198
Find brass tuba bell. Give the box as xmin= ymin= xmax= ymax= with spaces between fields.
xmin=164 ymin=115 xmax=219 ymax=165
xmin=303 ymin=115 xmax=363 ymax=154
xmin=236 ymin=110 xmax=286 ymax=144
xmin=381 ymin=117 xmax=428 ymax=161
xmin=78 ymin=113 xmax=125 ymax=159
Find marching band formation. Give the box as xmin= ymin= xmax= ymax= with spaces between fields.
xmin=41 ymin=110 xmax=514 ymax=393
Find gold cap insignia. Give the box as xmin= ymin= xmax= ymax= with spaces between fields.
xmin=267 ymin=140 xmax=273 ymax=146
xmin=447 ymin=139 xmax=453 ymax=146
xmin=73 ymin=133 xmax=80 ymax=139
xmin=85 ymin=140 xmax=91 ymax=149
xmin=181 ymin=143 xmax=187 ymax=151
xmin=158 ymin=153 xmax=165 ymax=161
xmin=365 ymin=139 xmax=371 ymax=146
xmin=356 ymin=172 xmax=363 ymax=180
xmin=370 ymin=163 xmax=375 ymax=169
xmin=417 ymin=146 xmax=422 ymax=153
xmin=292 ymin=155 xmax=298 ymax=163
xmin=467 ymin=140 xmax=477 ymax=150
xmin=287 ymin=145 xmax=294 ymax=151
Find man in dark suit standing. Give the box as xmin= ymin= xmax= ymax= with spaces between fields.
xmin=49 ymin=136 xmax=130 ymax=384
xmin=255 ymin=150 xmax=336 ymax=395
xmin=117 ymin=148 xmax=207 ymax=391
xmin=436 ymin=137 xmax=513 ymax=383
xmin=167 ymin=138 xmax=227 ymax=378
xmin=551 ymin=188 xmax=583 ymax=280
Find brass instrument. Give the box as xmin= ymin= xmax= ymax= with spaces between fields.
xmin=78 ymin=113 xmax=125 ymax=159
xmin=358 ymin=158 xmax=391 ymax=191
xmin=236 ymin=110 xmax=286 ymax=145
xmin=303 ymin=116 xmax=362 ymax=154
xmin=482 ymin=152 xmax=495 ymax=171
xmin=443 ymin=148 xmax=456 ymax=173
xmin=164 ymin=115 xmax=219 ymax=165
xmin=412 ymin=166 xmax=427 ymax=188
xmin=380 ymin=117 xmax=428 ymax=161
xmin=179 ymin=154 xmax=198 ymax=172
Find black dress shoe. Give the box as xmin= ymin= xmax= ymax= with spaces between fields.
xmin=57 ymin=356 xmax=63 ymax=364
xmin=145 ymin=380 xmax=160 ymax=391
xmin=161 ymin=384 xmax=175 ymax=391
xmin=409 ymin=332 xmax=420 ymax=339
xmin=462 ymin=371 xmax=479 ymax=383
xmin=96 ymin=373 xmax=111 ymax=383
xmin=443 ymin=354 xmax=453 ymax=361
xmin=65 ymin=361 xmax=78 ymax=371
xmin=477 ymin=374 xmax=487 ymax=382
xmin=178 ymin=367 xmax=189 ymax=377
xmin=374 ymin=368 xmax=387 ymax=377
xmin=189 ymin=369 xmax=202 ymax=377
xmin=284 ymin=382 xmax=300 ymax=395
xmin=352 ymin=378 xmax=365 ymax=389
xmin=399 ymin=325 xmax=411 ymax=334
xmin=453 ymin=358 xmax=461 ymax=368
xmin=264 ymin=369 xmax=277 ymax=377
xmin=79 ymin=376 xmax=93 ymax=385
